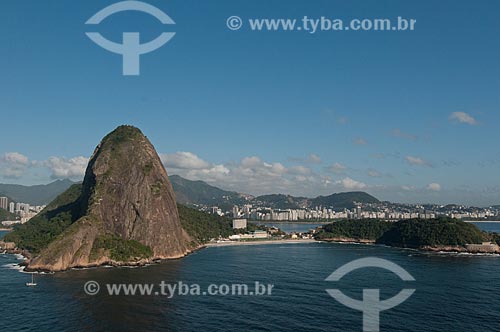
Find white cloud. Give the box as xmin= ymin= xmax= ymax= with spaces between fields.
xmin=162 ymin=152 xmax=337 ymax=195
xmin=43 ymin=156 xmax=89 ymax=179
xmin=328 ymin=162 xmax=347 ymax=173
xmin=427 ymin=183 xmax=442 ymax=191
xmin=0 ymin=152 xmax=30 ymax=179
xmin=449 ymin=112 xmax=478 ymax=125
xmin=337 ymin=177 xmax=367 ymax=190
xmin=1 ymin=152 xmax=29 ymax=165
xmin=160 ymin=152 xmax=211 ymax=170
xmin=405 ymin=156 xmax=431 ymax=167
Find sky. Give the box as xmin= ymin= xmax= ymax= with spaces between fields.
xmin=0 ymin=0 xmax=499 ymax=206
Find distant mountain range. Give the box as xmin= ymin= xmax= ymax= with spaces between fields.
xmin=169 ymin=175 xmax=379 ymax=211
xmin=0 ymin=175 xmax=379 ymax=211
xmin=169 ymin=175 xmax=249 ymax=211
xmin=0 ymin=179 xmax=76 ymax=205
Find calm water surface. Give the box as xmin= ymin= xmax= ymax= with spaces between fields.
xmin=1 ymin=227 xmax=500 ymax=331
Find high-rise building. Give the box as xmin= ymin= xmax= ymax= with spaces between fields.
xmin=0 ymin=197 xmax=8 ymax=210
xmin=9 ymin=202 xmax=15 ymax=213
xmin=232 ymin=219 xmax=247 ymax=229
xmin=232 ymin=206 xmax=239 ymax=218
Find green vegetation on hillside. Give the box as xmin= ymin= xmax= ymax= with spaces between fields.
xmin=253 ymin=194 xmax=308 ymax=209
xmin=311 ymin=192 xmax=379 ymax=210
xmin=378 ymin=218 xmax=486 ymax=247
xmin=177 ymin=204 xmax=266 ymax=245
xmin=91 ymin=235 xmax=152 ymax=262
xmin=315 ymin=217 xmax=486 ymax=247
xmin=4 ymin=184 xmax=83 ymax=253
xmin=315 ymin=219 xmax=391 ymax=240
xmin=5 ymin=182 xmax=260 ymax=254
xmin=0 ymin=208 xmax=18 ymax=223
xmin=101 ymin=125 xmax=143 ymax=146
xmin=178 ymin=204 xmax=231 ymax=245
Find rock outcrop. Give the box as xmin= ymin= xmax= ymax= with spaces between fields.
xmin=28 ymin=126 xmax=192 ymax=271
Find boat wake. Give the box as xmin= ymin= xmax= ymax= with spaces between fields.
xmin=2 ymin=263 xmax=25 ymax=271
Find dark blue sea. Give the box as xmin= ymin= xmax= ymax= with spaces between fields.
xmin=2 ymin=226 xmax=500 ymax=332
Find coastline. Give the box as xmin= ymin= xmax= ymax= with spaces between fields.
xmin=5 ymin=236 xmax=499 ymax=273
xmin=464 ymin=220 xmax=500 ymax=223
xmin=253 ymin=221 xmax=330 ymax=225
xmin=0 ymin=228 xmax=12 ymax=232
xmin=206 ymin=239 xmax=317 ymax=247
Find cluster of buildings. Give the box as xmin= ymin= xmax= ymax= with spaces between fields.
xmin=0 ymin=196 xmax=46 ymax=225
xmin=207 ymin=202 xmax=500 ymax=222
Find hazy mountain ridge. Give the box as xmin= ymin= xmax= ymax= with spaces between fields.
xmin=2 ymin=175 xmax=380 ymax=212
xmin=170 ymin=176 xmax=379 ymax=210
xmin=169 ymin=175 xmax=248 ymax=210
xmin=0 ymin=179 xmax=76 ymax=205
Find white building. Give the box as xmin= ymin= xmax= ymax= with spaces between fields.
xmin=0 ymin=197 xmax=8 ymax=210
xmin=232 ymin=219 xmax=247 ymax=229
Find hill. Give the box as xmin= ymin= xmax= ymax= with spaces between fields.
xmin=252 ymin=194 xmax=309 ymax=209
xmin=0 ymin=179 xmax=76 ymax=205
xmin=315 ymin=217 xmax=486 ymax=248
xmin=170 ymin=176 xmax=379 ymax=211
xmin=7 ymin=126 xmax=192 ymax=271
xmin=0 ymin=176 xmax=380 ymax=215
xmin=170 ymin=175 xmax=248 ymax=210
xmin=377 ymin=218 xmax=485 ymax=247
xmin=310 ymin=192 xmax=379 ymax=210
xmin=0 ymin=208 xmax=18 ymax=223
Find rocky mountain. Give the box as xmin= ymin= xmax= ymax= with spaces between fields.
xmin=0 ymin=179 xmax=76 ymax=205
xmin=7 ymin=126 xmax=193 ymax=271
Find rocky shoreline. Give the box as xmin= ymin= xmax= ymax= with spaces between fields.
xmin=5 ymin=238 xmax=500 ymax=273
xmin=320 ymin=238 xmax=500 ymax=254
xmin=2 ymin=243 xmax=208 ymax=273
xmin=320 ymin=237 xmax=376 ymax=244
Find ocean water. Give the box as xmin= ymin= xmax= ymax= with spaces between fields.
xmin=2 ymin=227 xmax=500 ymax=331
xmin=472 ymin=222 xmax=500 ymax=233
xmin=254 ymin=222 xmax=327 ymax=233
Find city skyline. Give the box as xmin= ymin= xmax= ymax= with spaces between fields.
xmin=1 ymin=0 xmax=499 ymax=206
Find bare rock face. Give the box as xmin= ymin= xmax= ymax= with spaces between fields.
xmin=29 ymin=126 xmax=192 ymax=271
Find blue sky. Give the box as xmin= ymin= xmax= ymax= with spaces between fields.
xmin=0 ymin=0 xmax=499 ymax=206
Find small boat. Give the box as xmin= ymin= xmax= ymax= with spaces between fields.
xmin=26 ymin=273 xmax=37 ymax=287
